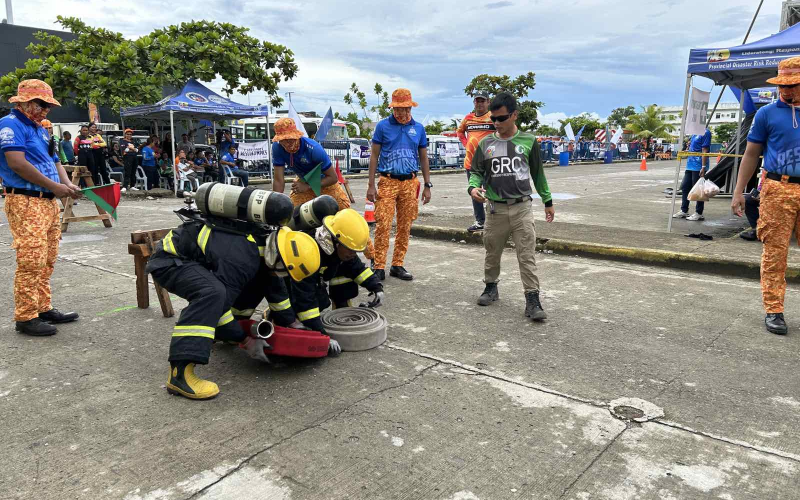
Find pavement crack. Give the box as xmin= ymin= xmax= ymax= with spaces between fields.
xmin=557 ymin=427 xmax=626 ymax=499
xmin=705 ymin=310 xmax=745 ymax=351
xmin=184 ymin=361 xmax=439 ymax=499
xmin=656 ymin=419 xmax=800 ymax=464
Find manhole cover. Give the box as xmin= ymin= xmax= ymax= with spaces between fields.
xmin=612 ymin=405 xmax=645 ymax=420
xmin=608 ymin=397 xmax=664 ymax=423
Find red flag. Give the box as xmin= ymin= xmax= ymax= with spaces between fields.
xmin=81 ymin=183 xmax=121 ymax=220
xmin=334 ymin=160 xmax=346 ymax=184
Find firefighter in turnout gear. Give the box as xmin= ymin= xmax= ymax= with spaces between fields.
xmin=147 ymin=221 xmax=320 ymax=400
xmin=290 ymin=209 xmax=385 ymax=337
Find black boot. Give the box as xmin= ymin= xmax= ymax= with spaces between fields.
xmin=39 ymin=308 xmax=79 ymax=324
xmin=525 ymin=291 xmax=547 ymax=321
xmin=477 ymin=282 xmax=499 ymax=306
xmin=390 ymin=266 xmax=413 ymax=281
xmin=765 ymin=313 xmax=788 ymax=335
xmin=374 ymin=269 xmax=385 ymax=281
xmin=739 ymin=229 xmax=758 ymax=241
xmin=16 ymin=318 xmax=57 ymax=336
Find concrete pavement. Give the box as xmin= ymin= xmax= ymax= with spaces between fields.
xmin=0 ymin=194 xmax=798 ymax=499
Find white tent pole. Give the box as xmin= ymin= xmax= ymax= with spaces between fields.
xmin=170 ymin=110 xmax=177 ymax=196
xmin=668 ymin=75 xmax=692 ymax=233
xmin=265 ymin=108 xmax=272 ymax=182
xmin=731 ymin=92 xmax=746 ymax=193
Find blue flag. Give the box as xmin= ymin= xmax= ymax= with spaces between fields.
xmin=314 ymin=107 xmax=334 ymax=142
xmin=575 ymin=125 xmax=586 ymax=142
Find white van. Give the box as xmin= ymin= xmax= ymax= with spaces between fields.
xmin=427 ymin=135 xmax=464 ymax=168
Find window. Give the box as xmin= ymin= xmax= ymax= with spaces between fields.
xmin=716 ymin=114 xmax=721 ymax=119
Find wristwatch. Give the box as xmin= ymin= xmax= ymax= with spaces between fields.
xmin=424 ymin=182 xmax=433 ymax=188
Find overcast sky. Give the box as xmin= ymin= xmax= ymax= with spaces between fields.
xmin=8 ymin=0 xmax=787 ymax=126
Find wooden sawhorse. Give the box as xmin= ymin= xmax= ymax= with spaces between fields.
xmin=60 ymin=165 xmax=113 ymax=232
xmin=128 ymin=229 xmax=174 ymax=318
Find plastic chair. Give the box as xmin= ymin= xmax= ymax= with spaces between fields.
xmin=223 ymin=166 xmax=241 ymax=186
xmin=159 ymin=176 xmax=171 ymax=189
xmin=134 ymin=166 xmax=147 ymax=190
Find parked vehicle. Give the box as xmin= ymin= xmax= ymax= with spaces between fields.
xmin=349 ymin=138 xmax=371 ymax=172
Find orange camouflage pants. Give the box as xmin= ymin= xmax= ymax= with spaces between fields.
xmin=373 ymin=176 xmax=420 ymax=269
xmin=290 ymin=181 xmax=374 ymax=260
xmin=758 ymin=178 xmax=800 ymax=313
xmin=4 ymin=194 xmax=61 ymax=321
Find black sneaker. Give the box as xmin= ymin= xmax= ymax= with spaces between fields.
xmin=477 ymin=282 xmax=499 ymax=306
xmin=374 ymin=269 xmax=386 ymax=281
xmin=16 ymin=318 xmax=57 ymax=336
xmin=390 ymin=266 xmax=413 ymax=281
xmin=467 ymin=221 xmax=484 ymax=233
xmin=525 ymin=291 xmax=547 ymax=321
xmin=39 ymin=308 xmax=79 ymax=324
xmin=765 ymin=313 xmax=788 ymax=335
xmin=739 ymin=229 xmax=758 ymax=241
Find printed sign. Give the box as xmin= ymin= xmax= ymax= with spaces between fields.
xmin=237 ymin=140 xmax=271 ymax=161
xmin=685 ymin=87 xmax=711 ymax=136
xmin=619 ymin=143 xmax=629 ymax=153
xmin=436 ymin=142 xmax=461 ymax=158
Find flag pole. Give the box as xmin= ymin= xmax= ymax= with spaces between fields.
xmin=170 ymin=110 xmax=177 ymax=196
xmin=265 ymin=107 xmax=272 ymax=182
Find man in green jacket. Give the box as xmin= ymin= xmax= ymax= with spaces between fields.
xmin=468 ymin=92 xmax=555 ymax=321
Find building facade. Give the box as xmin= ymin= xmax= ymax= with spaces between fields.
xmin=658 ymin=102 xmax=742 ymax=133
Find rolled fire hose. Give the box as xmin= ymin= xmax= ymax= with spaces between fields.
xmin=321 ymin=307 xmax=387 ymax=351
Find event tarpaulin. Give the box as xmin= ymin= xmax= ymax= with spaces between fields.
xmin=237 ymin=140 xmax=271 ymax=161
xmin=687 ymin=22 xmax=800 ymax=89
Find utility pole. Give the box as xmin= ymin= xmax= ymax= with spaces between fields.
xmin=5 ymin=0 xmax=13 ymax=24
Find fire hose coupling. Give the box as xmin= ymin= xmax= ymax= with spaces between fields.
xmin=250 ymin=320 xmax=275 ymax=340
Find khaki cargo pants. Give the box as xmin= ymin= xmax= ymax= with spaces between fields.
xmin=483 ymin=199 xmax=540 ymax=293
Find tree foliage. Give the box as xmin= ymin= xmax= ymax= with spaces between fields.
xmin=0 ymin=17 xmax=298 ymax=110
xmin=558 ymin=113 xmax=603 ymax=138
xmin=534 ymin=124 xmax=560 ymax=136
xmin=340 ymin=82 xmax=390 ymax=138
xmin=626 ymin=105 xmax=675 ymax=140
xmin=464 ymin=72 xmax=542 ymax=131
xmin=424 ymin=120 xmax=447 ymax=135
xmin=713 ymin=122 xmax=738 ymax=143
xmin=607 ymin=105 xmax=636 ymax=128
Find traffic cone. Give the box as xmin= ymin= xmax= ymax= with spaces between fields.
xmin=639 ymin=157 xmax=648 ymax=171
xmin=364 ymin=199 xmax=376 ymax=225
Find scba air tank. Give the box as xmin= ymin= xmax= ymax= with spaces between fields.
xmin=195 ymin=182 xmax=293 ymax=226
xmin=288 ymin=195 xmax=340 ymax=231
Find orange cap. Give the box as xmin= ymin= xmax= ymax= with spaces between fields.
xmin=272 ymin=117 xmax=305 ymax=142
xmin=388 ymin=88 xmax=418 ymax=108
xmin=8 ymin=79 xmax=61 ymax=106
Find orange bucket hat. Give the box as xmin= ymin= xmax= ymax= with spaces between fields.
xmin=272 ymin=117 xmax=305 ymax=142
xmin=8 ymin=79 xmax=61 ymax=106
xmin=388 ymin=88 xmax=418 ymax=108
xmin=767 ymin=56 xmax=800 ymax=86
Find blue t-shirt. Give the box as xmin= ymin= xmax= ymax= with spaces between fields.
xmin=686 ymin=129 xmax=711 ymax=171
xmin=61 ymin=139 xmax=75 ymax=162
xmin=220 ymin=140 xmax=237 ymax=155
xmin=0 ymin=109 xmax=60 ymax=192
xmin=371 ymin=115 xmax=428 ymax=175
xmin=748 ymin=100 xmax=800 ymax=176
xmin=271 ymin=137 xmax=331 ymax=178
xmin=221 ymin=152 xmax=237 ymax=170
xmin=141 ymin=146 xmax=156 ymax=167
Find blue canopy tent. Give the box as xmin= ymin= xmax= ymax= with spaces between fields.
xmin=669 ymin=23 xmax=800 ymax=231
xmin=121 ymin=79 xmax=271 ymax=192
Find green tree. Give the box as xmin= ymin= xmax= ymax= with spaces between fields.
xmin=0 ymin=17 xmax=298 ymax=110
xmin=607 ymin=105 xmax=636 ymax=128
xmin=342 ymin=82 xmax=390 ymax=138
xmin=558 ymin=113 xmax=603 ymax=138
xmin=425 ymin=120 xmax=446 ymax=135
xmin=626 ymin=105 xmax=675 ymax=140
xmin=713 ymin=122 xmax=738 ymax=143
xmin=450 ymin=118 xmax=461 ymax=130
xmin=534 ymin=124 xmax=560 ymax=136
xmin=463 ymin=72 xmax=543 ymax=131
xmin=333 ymin=110 xmax=364 ymax=139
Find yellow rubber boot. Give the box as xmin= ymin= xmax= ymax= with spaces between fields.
xmin=166 ymin=362 xmax=220 ymax=400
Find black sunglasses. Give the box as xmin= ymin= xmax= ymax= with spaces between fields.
xmin=32 ymin=99 xmax=52 ymax=109
xmin=780 ymin=84 xmax=800 ymax=89
xmin=490 ymin=113 xmax=512 ymax=123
